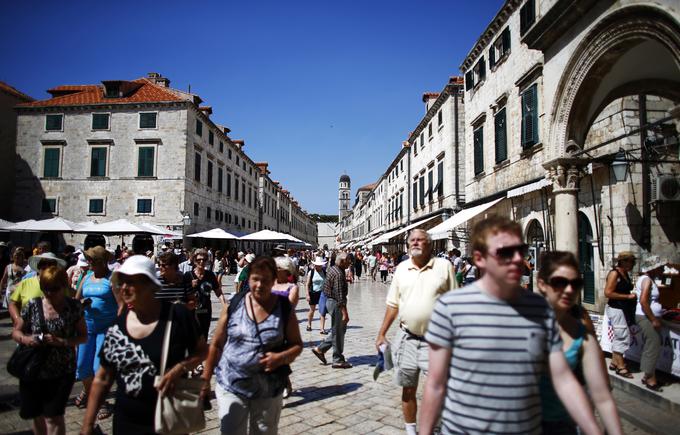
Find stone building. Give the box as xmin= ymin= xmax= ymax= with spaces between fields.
xmin=454 ymin=0 xmax=679 ymax=311
xmin=0 ymin=82 xmax=33 ymax=220
xmin=12 ymin=73 xmax=317 ymax=247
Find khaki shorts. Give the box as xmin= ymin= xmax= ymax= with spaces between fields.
xmin=392 ymin=328 xmax=429 ymax=388
xmin=606 ymin=305 xmax=631 ymax=354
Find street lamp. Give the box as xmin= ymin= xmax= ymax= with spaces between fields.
xmin=181 ymin=213 xmax=192 ymax=227
xmin=611 ymin=148 xmax=629 ymax=182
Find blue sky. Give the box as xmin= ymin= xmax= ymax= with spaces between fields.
xmin=1 ymin=0 xmax=503 ymax=215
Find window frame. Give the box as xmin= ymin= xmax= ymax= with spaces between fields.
xmin=89 ymin=145 xmax=109 ymax=178
xmin=91 ymin=113 xmax=111 ymax=131
xmin=135 ymin=197 xmax=154 ymax=215
xmin=139 ymin=111 xmax=158 ymax=129
xmin=521 ymin=83 xmax=540 ymax=148
xmin=136 ymin=144 xmax=157 ymax=178
xmin=87 ymin=197 xmax=106 ymax=215
xmin=42 ymin=146 xmax=63 ymax=178
xmin=41 ymin=197 xmax=58 ymax=214
xmin=45 ymin=114 xmax=64 ymax=132
xmin=195 ymin=119 xmax=203 ymax=137
xmin=194 ymin=152 xmax=202 ymax=182
xmin=494 ymin=107 xmax=508 ymax=164
xmin=473 ymin=126 xmax=484 ymax=176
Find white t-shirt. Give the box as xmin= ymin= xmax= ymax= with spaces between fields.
xmin=635 ymin=275 xmax=663 ymax=317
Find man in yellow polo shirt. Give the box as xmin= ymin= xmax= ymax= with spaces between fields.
xmin=375 ymin=229 xmax=457 ymax=435
xmin=9 ymin=252 xmax=67 ymax=323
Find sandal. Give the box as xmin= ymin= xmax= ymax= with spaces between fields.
xmin=306 ymin=325 xmax=312 ymax=332
xmin=97 ymin=404 xmax=112 ymax=420
xmin=615 ymin=367 xmax=634 ymax=379
xmin=75 ymin=391 xmax=88 ymax=409
xmin=642 ymin=378 xmax=663 ymax=392
xmin=608 ymin=363 xmax=617 ymax=372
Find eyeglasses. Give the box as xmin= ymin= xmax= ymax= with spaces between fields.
xmin=548 ymin=276 xmax=584 ymax=291
xmin=488 ymin=244 xmax=529 ymax=263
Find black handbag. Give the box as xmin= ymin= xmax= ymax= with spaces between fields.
xmin=7 ymin=298 xmax=49 ymax=380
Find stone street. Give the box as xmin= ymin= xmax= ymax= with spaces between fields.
xmin=0 ymin=273 xmax=654 ymax=434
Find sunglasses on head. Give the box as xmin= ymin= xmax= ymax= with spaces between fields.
xmin=489 ymin=244 xmax=529 ymax=262
xmin=548 ymin=276 xmax=584 ymax=291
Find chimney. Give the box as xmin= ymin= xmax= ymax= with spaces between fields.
xmin=147 ymin=72 xmax=170 ymax=88
xmin=233 ymin=139 xmax=245 ymax=149
xmin=199 ymin=106 xmax=212 ymax=117
xmin=422 ymin=92 xmax=439 ymax=111
xmin=256 ymin=162 xmax=270 ymax=175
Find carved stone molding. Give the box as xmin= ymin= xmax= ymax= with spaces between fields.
xmin=543 ymin=157 xmax=588 ymax=193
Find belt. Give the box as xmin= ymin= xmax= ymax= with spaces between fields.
xmin=400 ymin=324 xmax=425 ymax=341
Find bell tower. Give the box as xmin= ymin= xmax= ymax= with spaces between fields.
xmin=339 ymin=174 xmax=351 ymax=219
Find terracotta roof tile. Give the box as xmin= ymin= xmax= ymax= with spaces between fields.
xmin=422 ymin=92 xmax=440 ymax=102
xmin=17 ymin=78 xmax=184 ymax=108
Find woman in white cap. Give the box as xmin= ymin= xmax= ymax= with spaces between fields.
xmin=635 ymin=256 xmax=668 ymax=391
xmin=80 ymin=255 xmax=207 ymax=435
xmin=305 ymin=257 xmax=327 ymax=333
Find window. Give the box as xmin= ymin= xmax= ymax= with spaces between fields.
xmin=194 ymin=153 xmax=201 ymax=182
xmin=474 ymin=127 xmax=484 ymax=175
xmin=228 ymin=149 xmax=232 ymax=159
xmin=219 ymin=141 xmax=224 ymax=153
xmin=90 ymin=147 xmax=107 ymax=177
xmin=138 ymin=147 xmax=155 ymax=177
xmin=235 ymin=179 xmax=239 ymax=200
xmin=207 ymin=206 xmax=211 ymax=220
xmin=495 ymin=108 xmax=507 ymax=163
xmin=195 ymin=120 xmax=203 ymax=136
xmin=428 ymin=123 xmax=433 ymax=138
xmin=428 ymin=170 xmax=434 ymax=203
xmin=520 ymin=0 xmax=536 ymax=35
xmin=420 ymin=132 xmax=425 ymax=149
xmin=242 ymin=161 xmax=246 ymax=171
xmin=248 ymin=187 xmax=252 ymax=208
xmin=413 ymin=139 xmax=418 ymax=155
xmin=437 ymin=161 xmax=444 ymax=198
xmin=521 ymin=84 xmax=539 ymax=148
xmin=236 ymin=156 xmax=240 ymax=166
xmin=207 ymin=161 xmax=213 ymax=188
xmin=137 ymin=198 xmax=152 ymax=214
xmin=89 ymin=198 xmax=104 ymax=214
xmin=438 ymin=110 xmax=443 ymax=127
xmin=209 ymin=131 xmax=214 ymax=145
xmin=194 ymin=202 xmax=199 ymax=216
xmin=413 ymin=183 xmax=418 ymax=210
xmin=218 ymin=168 xmax=223 ymax=193
xmin=45 ymin=114 xmax=63 ymax=131
xmin=419 ymin=176 xmax=425 ymax=207
xmin=226 ymin=173 xmax=232 ymax=196
xmin=139 ymin=112 xmax=157 ymax=129
xmin=241 ymin=184 xmax=246 ymax=203
xmin=466 ymin=57 xmax=486 ymax=90
xmin=42 ymin=198 xmax=57 ymax=213
xmin=92 ymin=113 xmax=110 ymax=130
xmin=242 ymin=217 xmax=245 ymax=227
xmin=490 ymin=27 xmax=511 ymax=68
xmin=43 ymin=148 xmax=61 ymax=178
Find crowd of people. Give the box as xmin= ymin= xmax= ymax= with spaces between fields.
xmin=0 ymin=216 xmax=669 ymax=434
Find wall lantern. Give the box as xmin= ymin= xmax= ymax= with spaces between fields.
xmin=610 ymin=149 xmax=629 ymax=182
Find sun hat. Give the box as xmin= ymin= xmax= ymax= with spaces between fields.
xmin=28 ymin=252 xmax=67 ymax=271
xmin=245 ymin=253 xmax=256 ymax=263
xmin=640 ymin=255 xmax=667 ymax=273
xmin=85 ymin=246 xmax=113 ymax=263
xmin=273 ymin=244 xmax=286 ymax=252
xmin=312 ymin=256 xmax=327 ymax=267
xmin=76 ymin=253 xmax=88 ymax=267
xmin=111 ymin=255 xmax=162 ymax=289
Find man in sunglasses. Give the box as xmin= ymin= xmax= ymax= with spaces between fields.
xmin=419 ymin=216 xmax=601 ymax=435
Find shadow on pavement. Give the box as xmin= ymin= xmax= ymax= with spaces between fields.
xmin=284 ymin=382 xmax=361 ymax=408
xmin=347 ymin=354 xmax=377 ymax=367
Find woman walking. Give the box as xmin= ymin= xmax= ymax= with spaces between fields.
xmin=13 ymin=266 xmax=87 ymax=435
xmin=186 ymin=248 xmax=225 ymax=340
xmin=537 ymin=251 xmax=623 ymax=435
xmin=201 ymin=256 xmax=302 ymax=435
xmin=378 ymin=255 xmax=389 ymax=283
xmin=1 ymin=247 xmax=26 ymax=311
xmin=604 ymin=251 xmax=637 ymax=378
xmin=305 ymin=257 xmax=327 ymax=333
xmin=80 ymin=255 xmax=207 ymax=434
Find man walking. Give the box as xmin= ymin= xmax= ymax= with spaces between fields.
xmin=311 ymin=253 xmax=352 ymax=368
xmin=375 ymin=229 xmax=457 ymax=435
xmin=419 ymin=216 xmax=601 ymax=434
xmin=366 ymin=251 xmax=378 ymax=281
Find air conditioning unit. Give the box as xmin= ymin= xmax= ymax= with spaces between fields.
xmin=652 ymin=175 xmax=680 ymax=202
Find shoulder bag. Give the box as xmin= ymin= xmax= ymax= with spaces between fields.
xmin=154 ymin=304 xmax=206 ymax=434
xmin=7 ymin=297 xmax=49 ymax=380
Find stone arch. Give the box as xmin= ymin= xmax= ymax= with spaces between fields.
xmin=549 ymin=5 xmax=680 ymax=155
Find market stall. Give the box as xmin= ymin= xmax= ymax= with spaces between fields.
xmin=600 ymin=263 xmax=680 ymax=377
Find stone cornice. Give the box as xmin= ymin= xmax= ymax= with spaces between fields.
xmin=15 ymin=100 xmax=188 ymax=113
xmin=522 ymin=0 xmax=604 ymax=51
xmin=460 ymin=0 xmax=522 ymax=71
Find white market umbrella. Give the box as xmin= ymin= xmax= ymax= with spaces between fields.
xmin=6 ymin=219 xmax=37 ymax=231
xmin=16 ymin=217 xmax=82 ymax=232
xmin=238 ymin=229 xmax=301 ymax=242
xmin=138 ymin=223 xmax=182 ymax=238
xmin=0 ymin=219 xmax=14 ymax=231
xmin=75 ymin=218 xmax=164 ymax=235
xmin=186 ymin=228 xmax=239 ymax=240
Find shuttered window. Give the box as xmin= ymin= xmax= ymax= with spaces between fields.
xmin=139 ymin=112 xmax=157 ymax=128
xmin=207 ymin=161 xmax=213 ymax=188
xmin=419 ymin=177 xmax=425 ymax=207
xmin=495 ymin=108 xmax=507 ymax=163
xmin=44 ymin=148 xmax=60 ymax=178
xmin=45 ymin=114 xmax=63 ymax=131
xmin=218 ymin=168 xmax=223 ymax=193
xmin=474 ymin=127 xmax=484 ymax=175
xmin=465 ymin=71 xmax=474 ymax=90
xmin=138 ymin=147 xmax=155 ymax=177
xmin=437 ymin=161 xmax=444 ymax=198
xmin=413 ymin=183 xmax=418 ymax=210
xmin=521 ymin=84 xmax=539 ymax=148
xmin=92 ymin=113 xmax=109 ymax=130
xmin=90 ymin=147 xmax=107 ymax=177
xmin=520 ymin=0 xmax=536 ymax=35
xmin=194 ymin=153 xmax=201 ymax=182
xmin=427 ymin=170 xmax=434 ymax=203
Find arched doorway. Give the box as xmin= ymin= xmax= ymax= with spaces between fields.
xmin=526 ymin=219 xmax=544 ymax=268
xmin=578 ymin=212 xmax=595 ymax=304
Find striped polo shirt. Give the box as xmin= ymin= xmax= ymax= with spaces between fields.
xmin=425 ymin=284 xmax=562 ymax=434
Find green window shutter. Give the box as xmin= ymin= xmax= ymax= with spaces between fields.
xmin=90 ymin=148 xmax=107 ymax=177
xmin=209 ymin=131 xmax=214 ymax=145
xmin=45 ymin=114 xmax=62 ymax=131
xmin=138 ymin=147 xmax=154 ymax=177
xmin=502 ymin=27 xmax=511 ymax=53
xmin=42 ymin=198 xmax=56 ymax=213
xmin=474 ymin=127 xmax=484 ymax=175
xmin=413 ymin=183 xmax=418 ymax=209
xmin=489 ymin=44 xmax=496 ymax=67
xmin=522 ymin=84 xmax=539 ymax=147
xmin=92 ymin=113 xmax=109 ymax=130
xmin=437 ymin=161 xmax=444 ymax=197
xmin=465 ymin=71 xmax=474 ymax=90
xmin=419 ymin=177 xmax=425 ymax=206
xmin=495 ymin=108 xmax=507 ymax=163
xmin=196 ymin=120 xmax=202 ymax=136
xmin=479 ymin=57 xmax=486 ymax=82
xmin=194 ymin=153 xmax=201 ymax=182
xmin=137 ymin=199 xmax=152 ymax=214
xmin=89 ymin=199 xmax=103 ymax=213
xmin=44 ymin=148 xmax=60 ymax=177
xmin=140 ymin=113 xmax=157 ymax=128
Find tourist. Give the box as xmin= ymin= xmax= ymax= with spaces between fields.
xmin=604 ymin=251 xmax=637 ymax=378
xmin=179 ymin=249 xmax=194 ymax=273
xmin=21 ymin=241 xmax=51 ymax=280
xmin=12 ymin=266 xmax=87 ymax=435
xmin=201 ymin=256 xmax=302 ymax=434
xmin=462 ymin=256 xmax=479 ymax=285
xmin=378 ymin=254 xmax=389 ymax=283
xmin=311 ymin=252 xmax=352 ymax=369
xmin=272 ymin=256 xmax=300 ymax=307
xmin=80 ymin=255 xmax=207 ymax=434
xmin=235 ymin=253 xmax=256 ymax=293
xmin=537 ymin=251 xmax=623 ymax=434
xmin=305 ymin=257 xmax=327 ymax=333
xmin=419 ymin=215 xmax=600 ymax=434
xmin=366 ymin=251 xmax=378 ymax=281
xmin=635 ymin=255 xmax=667 ymax=391
xmin=156 ymin=251 xmax=192 ymax=303
xmin=354 ymin=250 xmax=363 ymax=280
xmin=66 ymin=253 xmax=89 ymax=291
xmin=74 ymin=246 xmax=121 ymax=418
xmin=375 ymin=229 xmax=457 ymax=435
xmin=186 ymin=248 xmax=225 ymax=340
xmin=9 ymin=252 xmax=67 ymax=324
xmin=1 ymin=247 xmax=26 ymax=310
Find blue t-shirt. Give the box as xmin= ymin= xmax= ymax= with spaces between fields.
xmin=82 ymin=271 xmax=117 ymax=331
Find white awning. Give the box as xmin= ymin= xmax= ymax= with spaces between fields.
xmin=372 ymin=215 xmax=441 ymax=245
xmin=507 ymin=178 xmax=551 ymax=199
xmin=428 ymin=197 xmax=505 ymax=240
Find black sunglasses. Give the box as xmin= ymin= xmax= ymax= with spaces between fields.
xmin=548 ymin=276 xmax=584 ymax=291
xmin=489 ymin=244 xmax=529 ymax=262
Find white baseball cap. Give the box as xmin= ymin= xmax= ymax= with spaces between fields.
xmin=111 ymin=255 xmax=162 ymax=289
